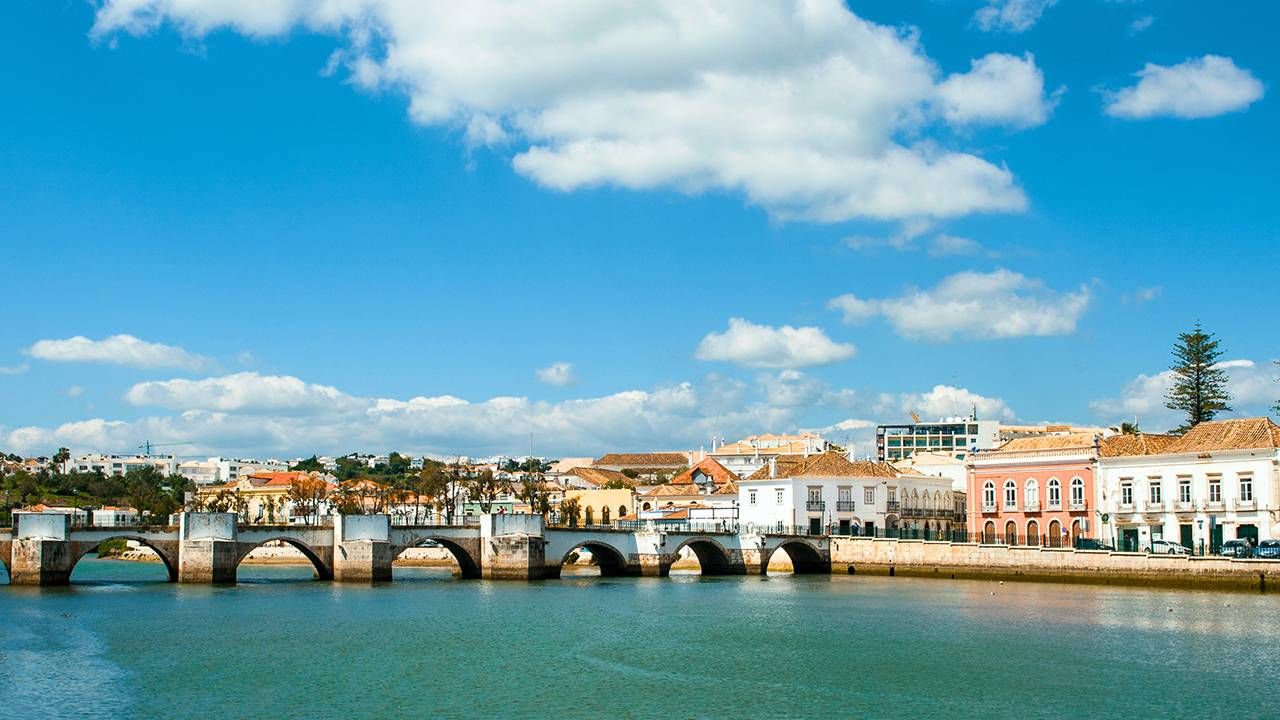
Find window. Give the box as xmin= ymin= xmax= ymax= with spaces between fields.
xmin=983 ymin=481 xmax=996 ymax=509
xmin=1070 ymin=477 xmax=1084 ymax=507
xmin=838 ymin=487 xmax=851 ymax=502
xmin=1149 ymin=480 xmax=1162 ymax=504
xmin=865 ymin=487 xmax=876 ymax=504
xmin=1120 ymin=480 xmax=1133 ymax=506
xmin=1025 ymin=478 xmax=1039 ymax=507
xmin=1178 ymin=476 xmax=1191 ymax=504
xmin=775 ymin=489 xmax=784 ymax=505
xmin=807 ymin=487 xmax=821 ymax=503
xmin=748 ymin=490 xmax=757 ymax=506
xmin=1047 ymin=478 xmax=1061 ymax=509
xmin=1209 ymin=476 xmax=1222 ymax=503
xmin=1240 ymin=474 xmax=1253 ymax=502
xmin=1003 ymin=480 xmax=1017 ymax=510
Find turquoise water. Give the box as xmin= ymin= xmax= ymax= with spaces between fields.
xmin=2 ymin=557 xmax=1278 ymax=719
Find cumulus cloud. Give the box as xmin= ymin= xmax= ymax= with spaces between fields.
xmin=828 ymin=269 xmax=1089 ymax=342
xmin=124 ymin=372 xmax=361 ymax=414
xmin=937 ymin=53 xmax=1058 ymax=127
xmin=900 ymin=384 xmax=1015 ymax=421
xmin=757 ymin=370 xmax=857 ymax=409
xmin=90 ymin=0 xmax=1041 ymax=223
xmin=1089 ymin=358 xmax=1279 ymax=430
xmin=974 ymin=0 xmax=1057 ymax=33
xmin=535 ymin=362 xmax=577 ymax=387
xmin=696 ymin=318 xmax=855 ymax=369
xmin=26 ymin=334 xmax=206 ymax=370
xmin=1104 ymin=55 xmax=1264 ymax=119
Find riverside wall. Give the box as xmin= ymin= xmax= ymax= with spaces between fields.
xmin=831 ymin=536 xmax=1280 ymax=591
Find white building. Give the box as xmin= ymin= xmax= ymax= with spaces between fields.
xmin=92 ymin=506 xmax=140 ymax=527
xmin=876 ymin=418 xmax=1001 ymax=462
xmin=1098 ymin=417 xmax=1280 ymax=552
xmin=710 ymin=433 xmax=829 ymax=480
xmin=737 ymin=452 xmax=957 ymax=537
xmin=892 ymin=450 xmax=968 ymax=492
xmin=177 ymin=457 xmax=289 ymax=485
xmin=70 ymin=454 xmax=177 ymax=477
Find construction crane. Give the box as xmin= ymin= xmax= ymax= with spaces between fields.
xmin=909 ymin=411 xmax=921 ymax=423
xmin=137 ymin=440 xmax=192 ymax=456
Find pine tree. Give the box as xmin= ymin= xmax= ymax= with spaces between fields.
xmin=1164 ymin=323 xmax=1231 ymax=433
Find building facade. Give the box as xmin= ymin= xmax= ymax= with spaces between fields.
xmin=1098 ymin=418 xmax=1280 ymax=553
xmin=968 ymin=433 xmax=1103 ymax=547
xmin=70 ymin=454 xmax=177 ymax=477
xmin=877 ymin=419 xmax=1001 ymax=462
xmin=709 ymin=433 xmax=830 ymax=480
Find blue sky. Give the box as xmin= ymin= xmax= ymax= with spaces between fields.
xmin=1 ymin=0 xmax=1276 ymax=459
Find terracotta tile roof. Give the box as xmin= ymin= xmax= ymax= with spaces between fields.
xmin=568 ymin=467 xmax=634 ymax=487
xmin=246 ymin=471 xmax=313 ymax=487
xmin=992 ymin=433 xmax=1099 ymax=453
xmin=594 ymin=452 xmax=689 ymax=467
xmin=1099 ymin=433 xmax=1178 ymax=458
xmin=745 ymin=452 xmax=898 ymax=480
xmin=643 ymin=483 xmax=702 ymax=497
xmin=1162 ymin=417 xmax=1280 ymax=454
xmin=713 ymin=480 xmax=739 ymax=495
xmin=668 ymin=457 xmax=741 ymax=486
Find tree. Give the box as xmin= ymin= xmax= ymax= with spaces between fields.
xmin=290 ymin=455 xmax=324 ymax=472
xmin=1120 ymin=420 xmax=1140 ymax=435
xmin=601 ymin=478 xmax=634 ymax=490
xmin=415 ymin=461 xmax=450 ymax=523
xmin=52 ymin=447 xmax=71 ymax=474
xmin=287 ymin=474 xmax=331 ymax=524
xmin=560 ymin=497 xmax=581 ymax=527
xmin=123 ymin=466 xmax=189 ymax=524
xmin=1164 ymin=323 xmax=1231 ymax=433
xmin=465 ymin=469 xmax=511 ymax=514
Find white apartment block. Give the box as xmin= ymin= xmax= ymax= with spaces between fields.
xmin=177 ymin=457 xmax=289 ymax=485
xmin=1098 ymin=418 xmax=1280 ymax=552
xmin=737 ymin=452 xmax=957 ymax=537
xmin=710 ymin=433 xmax=829 ymax=480
xmin=70 ymin=454 xmax=177 ymax=477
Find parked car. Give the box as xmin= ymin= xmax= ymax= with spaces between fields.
xmin=1220 ymin=539 xmax=1252 ymax=558
xmin=1147 ymin=539 xmax=1191 ymax=555
xmin=1074 ymin=538 xmax=1115 ymax=551
xmin=1253 ymin=540 xmax=1280 ymax=559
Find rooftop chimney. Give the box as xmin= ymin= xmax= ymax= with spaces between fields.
xmin=769 ymin=457 xmax=777 ymax=478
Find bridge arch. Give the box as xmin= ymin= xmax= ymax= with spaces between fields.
xmin=765 ymin=539 xmax=828 ymax=575
xmin=71 ymin=536 xmax=179 ymax=582
xmin=394 ymin=537 xmax=481 ymax=579
xmin=235 ymin=537 xmax=333 ymax=580
xmin=671 ymin=536 xmax=736 ymax=575
xmin=558 ymin=540 xmax=631 ymax=577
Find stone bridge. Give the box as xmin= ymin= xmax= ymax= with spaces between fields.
xmin=0 ymin=511 xmax=828 ymax=586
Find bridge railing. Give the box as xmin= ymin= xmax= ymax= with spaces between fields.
xmin=393 ymin=514 xmax=481 ymax=528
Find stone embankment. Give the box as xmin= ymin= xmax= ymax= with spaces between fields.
xmin=832 ymin=537 xmax=1280 ymax=591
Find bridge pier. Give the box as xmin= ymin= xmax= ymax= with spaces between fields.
xmin=333 ymin=515 xmax=393 ymax=582
xmin=481 ymin=514 xmax=553 ymax=580
xmin=8 ymin=513 xmax=74 ymax=585
xmin=178 ymin=512 xmax=240 ymax=583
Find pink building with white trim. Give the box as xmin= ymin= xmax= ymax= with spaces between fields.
xmin=967 ymin=433 xmax=1102 ymax=546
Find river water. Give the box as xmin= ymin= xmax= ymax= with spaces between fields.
xmin=1 ymin=557 xmax=1278 ymax=719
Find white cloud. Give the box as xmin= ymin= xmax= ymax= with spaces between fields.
xmin=937 ymin=53 xmax=1058 ymax=127
xmin=535 ymin=362 xmax=577 ymax=387
xmin=0 ymin=363 xmax=29 ymax=375
xmin=900 ymin=384 xmax=1014 ymax=421
xmin=67 ymin=386 xmax=84 ymax=398
xmin=91 ymin=0 xmax=1036 ymax=223
xmin=757 ymin=370 xmax=857 ymax=409
xmin=124 ymin=372 xmax=361 ymax=414
xmin=828 ymin=269 xmax=1090 ymax=342
xmin=696 ymin=318 xmax=855 ymax=369
xmin=1104 ymin=55 xmax=1264 ymax=119
xmin=974 ymin=0 xmax=1057 ymax=33
xmin=1130 ymin=15 xmax=1155 ymax=34
xmin=1089 ymin=358 xmax=1279 ymax=430
xmin=928 ymin=234 xmax=986 ymax=258
xmin=1124 ymin=286 xmax=1162 ymax=304
xmin=26 ymin=334 xmax=206 ymax=370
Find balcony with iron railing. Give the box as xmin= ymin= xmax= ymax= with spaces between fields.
xmin=1024 ymin=501 xmax=1040 ymax=512
xmin=1068 ymin=500 xmax=1087 ymax=511
xmin=901 ymin=506 xmax=962 ymax=520
xmin=886 ymin=500 xmax=901 ymax=514
xmin=805 ymin=500 xmax=825 ymax=512
xmin=835 ymin=500 xmax=856 ymax=512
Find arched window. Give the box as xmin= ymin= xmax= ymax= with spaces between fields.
xmin=1071 ymin=519 xmax=1083 ymax=544
xmin=983 ymin=481 xmax=996 ymax=509
xmin=922 ymin=491 xmax=932 ymax=510
xmin=1003 ymin=480 xmax=1017 ymax=510
xmin=642 ymin=502 xmax=652 ymax=511
xmin=1005 ymin=520 xmax=1018 ymax=546
xmin=601 ymin=506 xmax=611 ymax=525
xmin=1047 ymin=478 xmax=1061 ymax=509
xmin=585 ymin=506 xmax=594 ymax=525
xmin=1025 ymin=478 xmax=1039 ymax=508
xmin=1027 ymin=520 xmax=1040 ymax=546
xmin=1070 ymin=478 xmax=1085 ymax=508
xmin=619 ymin=505 xmax=627 ymax=519
xmin=1048 ymin=519 xmax=1062 ymax=548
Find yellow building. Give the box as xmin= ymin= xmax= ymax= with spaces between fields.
xmin=561 ymin=488 xmax=636 ymax=526
xmin=196 ymin=471 xmax=333 ymax=524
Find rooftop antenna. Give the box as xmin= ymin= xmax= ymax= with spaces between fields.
xmin=138 ymin=440 xmax=191 ymax=456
